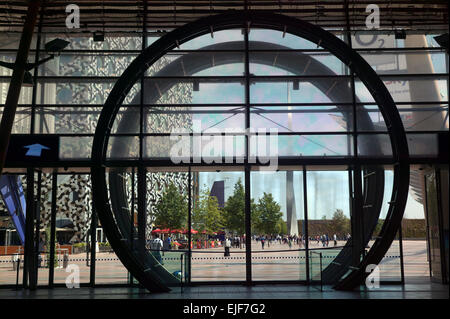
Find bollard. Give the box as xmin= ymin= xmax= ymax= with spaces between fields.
xmin=15 ymin=257 xmax=20 ymax=290
xmin=63 ymin=251 xmax=69 ymax=269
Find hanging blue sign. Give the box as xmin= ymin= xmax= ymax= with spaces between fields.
xmin=6 ymin=135 xmax=59 ymax=163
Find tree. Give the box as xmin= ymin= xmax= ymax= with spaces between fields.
xmin=330 ymin=209 xmax=350 ymax=235
xmin=192 ymin=187 xmax=225 ymax=235
xmin=154 ymin=183 xmax=188 ymax=230
xmin=223 ymin=179 xmax=257 ymax=235
xmin=254 ymin=192 xmax=283 ymax=235
xmin=276 ymin=219 xmax=288 ymax=235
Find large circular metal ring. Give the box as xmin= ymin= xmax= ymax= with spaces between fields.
xmin=91 ymin=11 xmax=410 ymax=292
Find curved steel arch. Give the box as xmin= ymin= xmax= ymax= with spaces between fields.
xmin=91 ymin=11 xmax=410 ymax=292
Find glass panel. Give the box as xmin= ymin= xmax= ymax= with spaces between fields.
xmin=0 ymin=107 xmax=31 ymax=134
xmin=251 ymin=77 xmax=352 ymax=104
xmin=251 ymin=170 xmax=307 ymax=281
xmin=59 ymin=136 xmax=93 ymax=160
xmin=36 ymin=81 xmax=114 ymax=105
xmin=34 ymin=107 xmax=102 ymax=134
xmin=36 ymin=81 xmax=139 ymax=106
xmin=357 ymin=134 xmax=392 ymax=158
xmin=177 ymin=29 xmax=244 ymax=50
xmin=351 ymin=33 xmax=443 ymax=49
xmin=306 ymin=169 xmax=351 ymax=281
xmin=249 ymin=29 xmax=318 ymax=50
xmin=52 ymin=174 xmax=92 ymax=285
xmin=276 ymin=135 xmax=352 ymax=157
xmin=250 ymin=105 xmax=353 ymax=133
xmin=0 ymin=174 xmax=26 ymax=286
xmin=107 ymin=136 xmax=139 ymax=160
xmin=425 ymin=170 xmax=443 ymax=281
xmin=144 ymin=106 xmax=245 ymax=134
xmin=359 ymin=51 xmax=448 ymax=74
xmin=440 ymin=168 xmax=449 ymax=283
xmin=0 ymin=52 xmax=16 ymax=76
xmin=146 ymin=52 xmax=245 ymax=77
xmin=306 ymin=169 xmax=350 ymax=221
xmin=145 ymin=78 xmax=245 ymax=105
xmin=357 ymin=104 xmax=449 ymax=132
xmin=1 ymin=33 xmax=37 ymax=50
xmin=378 ymin=234 xmax=402 ymax=281
xmin=355 ymin=77 xmax=448 ymax=103
xmin=191 ymin=170 xmax=246 ymax=282
xmin=40 ymin=35 xmax=142 ymax=51
xmin=94 ymin=225 xmax=129 ymax=284
xmin=111 ymin=107 xmax=140 ymax=134
xmin=146 ymin=170 xmax=189 ymax=286
xmin=36 ymin=172 xmax=52 ymax=286
xmin=402 ymin=168 xmax=429 ymax=283
xmin=0 ymin=81 xmax=34 ymax=105
xmin=250 ymin=51 xmax=348 ymax=76
xmin=38 ymin=52 xmax=138 ymax=77
xmin=407 ymin=134 xmax=439 ymax=157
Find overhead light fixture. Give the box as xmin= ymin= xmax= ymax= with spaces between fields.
xmin=44 ymin=38 xmax=70 ymax=54
xmin=93 ymin=32 xmax=105 ymax=42
xmin=0 ymin=38 xmax=70 ymax=87
xmin=22 ymin=71 xmax=34 ymax=87
xmin=394 ymin=30 xmax=406 ymax=40
xmin=434 ymin=33 xmax=449 ymax=52
xmin=193 ymin=79 xmax=200 ymax=91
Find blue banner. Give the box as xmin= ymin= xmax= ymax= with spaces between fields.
xmin=0 ymin=175 xmax=26 ymax=245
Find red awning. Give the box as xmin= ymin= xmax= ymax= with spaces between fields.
xmin=182 ymin=228 xmax=198 ymax=234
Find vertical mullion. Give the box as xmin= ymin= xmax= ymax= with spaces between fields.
xmin=140 ymin=0 xmax=148 ymax=162
xmin=90 ymin=199 xmax=98 ymax=287
xmin=34 ymin=170 xmax=42 ymax=284
xmin=30 ymin=3 xmax=44 ymax=135
xmin=48 ymin=171 xmax=57 ymax=287
xmin=137 ymin=165 xmax=146 ymax=257
xmin=24 ymin=167 xmax=35 ymax=289
xmin=129 ymin=167 xmax=135 ymax=284
xmin=188 ymin=166 xmax=192 ymax=284
xmin=398 ymin=224 xmax=405 ymax=283
xmin=303 ymin=166 xmax=310 ymax=283
xmin=435 ymin=167 xmax=447 ymax=283
xmin=244 ymin=13 xmax=252 ymax=286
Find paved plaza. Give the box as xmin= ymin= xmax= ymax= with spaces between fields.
xmin=0 ymin=240 xmax=430 ymax=285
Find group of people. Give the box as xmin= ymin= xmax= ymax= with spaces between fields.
xmin=253 ymin=233 xmax=352 ymax=249
xmin=149 ymin=232 xmax=353 ymax=263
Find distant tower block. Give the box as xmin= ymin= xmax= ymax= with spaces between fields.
xmin=286 ymin=171 xmax=299 ymax=236
xmin=210 ymin=180 xmax=225 ymax=208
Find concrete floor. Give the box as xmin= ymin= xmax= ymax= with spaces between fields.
xmin=0 ymin=282 xmax=448 ymax=299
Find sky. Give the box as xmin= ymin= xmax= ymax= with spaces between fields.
xmin=168 ymin=29 xmax=444 ymax=220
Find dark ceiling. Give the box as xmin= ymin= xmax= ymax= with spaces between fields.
xmin=0 ymin=0 xmax=448 ymax=33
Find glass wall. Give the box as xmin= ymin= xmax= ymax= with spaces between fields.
xmin=1 ymin=15 xmax=448 ymax=288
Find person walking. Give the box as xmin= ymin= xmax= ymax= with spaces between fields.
xmin=333 ymin=234 xmax=337 ymax=246
xmin=150 ymin=234 xmax=164 ymax=264
xmin=261 ymin=236 xmax=265 ymax=250
xmin=224 ymin=237 xmax=231 ymax=257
